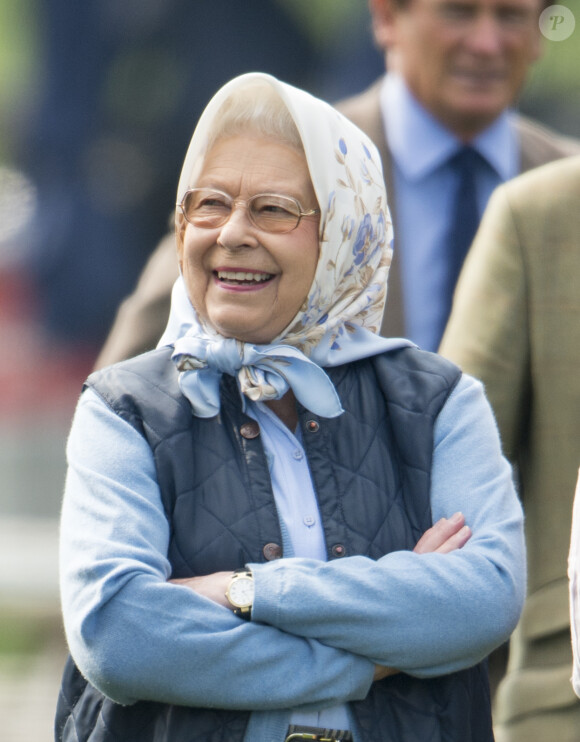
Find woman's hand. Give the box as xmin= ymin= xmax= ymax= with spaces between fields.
xmin=373 ymin=512 xmax=471 ymax=680
xmin=373 ymin=665 xmax=400 ymax=681
xmin=413 ymin=512 xmax=471 ymax=554
xmin=170 ymin=571 xmax=233 ymax=609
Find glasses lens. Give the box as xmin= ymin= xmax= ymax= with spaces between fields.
xmin=182 ymin=189 xmax=231 ymax=228
xmin=250 ymin=194 xmax=300 ymax=233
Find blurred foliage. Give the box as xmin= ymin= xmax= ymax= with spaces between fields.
xmin=276 ymin=0 xmax=373 ymax=48
xmin=520 ymin=0 xmax=580 ymax=135
xmin=0 ymin=0 xmax=40 ymax=163
xmin=530 ymin=0 xmax=580 ymax=89
xmin=0 ymin=611 xmax=55 ymax=657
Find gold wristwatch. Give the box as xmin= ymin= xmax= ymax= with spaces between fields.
xmin=225 ymin=569 xmax=254 ymax=620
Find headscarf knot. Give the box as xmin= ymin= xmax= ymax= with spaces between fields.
xmin=172 ymin=333 xmax=343 ymax=418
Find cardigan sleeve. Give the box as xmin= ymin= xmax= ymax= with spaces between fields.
xmin=60 ymin=389 xmax=374 ymax=708
xmin=250 ymin=373 xmax=526 ymax=677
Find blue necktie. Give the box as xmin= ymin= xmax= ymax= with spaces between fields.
xmin=441 ymin=146 xmax=482 ymax=334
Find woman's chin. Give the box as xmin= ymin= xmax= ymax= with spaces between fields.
xmin=207 ymin=316 xmax=277 ymax=346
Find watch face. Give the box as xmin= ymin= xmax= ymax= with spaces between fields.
xmin=229 ymin=576 xmax=254 ymax=607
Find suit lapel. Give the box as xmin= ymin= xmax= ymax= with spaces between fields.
xmin=516 ymin=114 xmax=580 ymax=173
xmin=336 ymin=81 xmax=405 ymax=339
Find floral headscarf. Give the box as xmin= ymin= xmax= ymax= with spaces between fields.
xmin=159 ymin=73 xmax=411 ymax=418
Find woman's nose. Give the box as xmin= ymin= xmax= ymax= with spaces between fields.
xmin=216 ymin=203 xmax=258 ymax=249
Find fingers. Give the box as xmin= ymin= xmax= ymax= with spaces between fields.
xmin=413 ymin=512 xmax=471 ymax=554
xmin=169 ymin=572 xmax=233 ymax=608
xmin=435 ymin=523 xmax=471 ymax=554
xmin=373 ymin=664 xmax=400 ymax=681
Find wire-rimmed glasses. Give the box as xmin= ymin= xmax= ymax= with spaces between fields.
xmin=177 ymin=188 xmax=320 ymax=234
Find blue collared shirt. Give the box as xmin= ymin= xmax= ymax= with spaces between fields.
xmin=246 ymin=401 xmax=351 ymax=733
xmin=381 ymin=73 xmax=519 ymax=351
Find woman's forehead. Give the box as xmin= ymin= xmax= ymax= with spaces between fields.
xmin=194 ymin=134 xmax=316 ymax=199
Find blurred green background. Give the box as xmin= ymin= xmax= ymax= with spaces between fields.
xmin=2 ymin=0 xmax=578 ymax=160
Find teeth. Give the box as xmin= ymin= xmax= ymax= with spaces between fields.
xmin=217 ymin=270 xmax=272 ymax=282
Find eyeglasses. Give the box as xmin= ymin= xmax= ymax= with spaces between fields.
xmin=177 ymin=188 xmax=320 ymax=234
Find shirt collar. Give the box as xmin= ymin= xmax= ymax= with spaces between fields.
xmin=381 ymin=72 xmax=517 ymax=181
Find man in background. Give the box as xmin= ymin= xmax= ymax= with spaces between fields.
xmin=340 ymin=0 xmax=579 ymax=349
xmin=441 ymin=155 xmax=580 ymax=741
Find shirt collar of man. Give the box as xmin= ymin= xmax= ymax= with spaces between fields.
xmin=381 ymin=72 xmax=518 ymax=182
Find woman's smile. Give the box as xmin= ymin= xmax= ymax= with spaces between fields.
xmin=214 ymin=268 xmax=275 ymax=288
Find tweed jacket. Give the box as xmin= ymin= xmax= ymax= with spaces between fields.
xmin=440 ymin=156 xmax=580 ymax=741
xmin=94 ymin=79 xmax=580 ymax=368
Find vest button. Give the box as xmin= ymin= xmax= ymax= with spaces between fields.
xmin=306 ymin=420 xmax=320 ymax=433
xmin=263 ymin=542 xmax=283 ymax=561
xmin=240 ymin=421 xmax=260 ymax=439
xmin=331 ymin=544 xmax=346 ymax=558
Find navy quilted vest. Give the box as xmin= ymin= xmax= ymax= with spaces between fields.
xmin=55 ymin=346 xmax=494 ymax=742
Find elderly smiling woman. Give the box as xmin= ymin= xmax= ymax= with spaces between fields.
xmin=56 ymin=74 xmax=525 ymax=742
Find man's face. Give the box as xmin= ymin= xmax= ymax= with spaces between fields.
xmin=372 ymin=0 xmax=542 ymax=138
